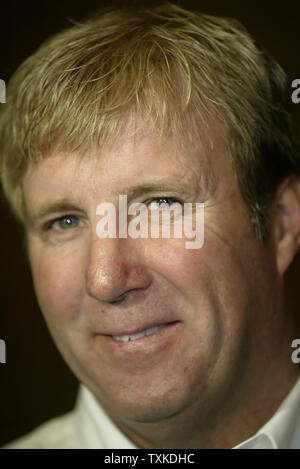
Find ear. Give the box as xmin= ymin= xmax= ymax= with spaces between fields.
xmin=272 ymin=176 xmax=300 ymax=276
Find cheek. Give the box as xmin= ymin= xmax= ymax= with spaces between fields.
xmin=148 ymin=228 xmax=266 ymax=333
xmin=29 ymin=246 xmax=85 ymax=322
xmin=145 ymin=240 xmax=225 ymax=345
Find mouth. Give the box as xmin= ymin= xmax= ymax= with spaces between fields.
xmin=95 ymin=321 xmax=183 ymax=369
xmin=111 ymin=324 xmax=167 ymax=342
xmin=101 ymin=320 xmax=181 ymax=346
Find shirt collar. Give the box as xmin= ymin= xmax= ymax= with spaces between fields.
xmin=75 ymin=374 xmax=300 ymax=449
xmin=234 ymin=374 xmax=300 ymax=449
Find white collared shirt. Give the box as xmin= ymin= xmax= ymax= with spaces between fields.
xmin=234 ymin=375 xmax=300 ymax=449
xmin=4 ymin=375 xmax=300 ymax=449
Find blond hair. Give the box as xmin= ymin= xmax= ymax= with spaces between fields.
xmin=0 ymin=2 xmax=299 ymax=238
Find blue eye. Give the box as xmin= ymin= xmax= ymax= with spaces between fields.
xmin=50 ymin=215 xmax=79 ymax=230
xmin=149 ymin=197 xmax=179 ymax=210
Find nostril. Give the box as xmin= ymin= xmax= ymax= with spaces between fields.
xmin=110 ymin=296 xmax=125 ymax=304
xmin=109 ymin=288 xmax=141 ymax=304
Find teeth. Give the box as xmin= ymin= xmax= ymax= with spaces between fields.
xmin=113 ymin=325 xmax=165 ymax=342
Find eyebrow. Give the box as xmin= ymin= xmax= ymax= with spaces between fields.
xmin=25 ymin=177 xmax=211 ymax=227
xmin=25 ymin=200 xmax=85 ymax=227
xmin=123 ymin=180 xmax=194 ymax=200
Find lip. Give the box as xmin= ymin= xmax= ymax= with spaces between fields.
xmin=104 ymin=320 xmax=178 ymax=338
xmin=95 ymin=321 xmax=183 ymax=367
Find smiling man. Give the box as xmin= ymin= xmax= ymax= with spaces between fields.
xmin=1 ymin=2 xmax=300 ymax=449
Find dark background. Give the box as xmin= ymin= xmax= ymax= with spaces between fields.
xmin=0 ymin=0 xmax=300 ymax=447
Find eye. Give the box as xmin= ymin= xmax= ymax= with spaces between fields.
xmin=148 ymin=197 xmax=180 ymax=210
xmin=46 ymin=215 xmax=80 ymax=230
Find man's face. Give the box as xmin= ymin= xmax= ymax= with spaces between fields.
xmin=23 ymin=122 xmax=278 ymax=426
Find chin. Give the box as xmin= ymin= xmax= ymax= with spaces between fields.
xmin=93 ymin=375 xmax=200 ymax=424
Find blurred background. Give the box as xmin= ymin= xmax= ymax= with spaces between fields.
xmin=0 ymin=0 xmax=300 ymax=447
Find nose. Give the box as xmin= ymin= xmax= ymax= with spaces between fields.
xmin=85 ymin=235 xmax=152 ymax=303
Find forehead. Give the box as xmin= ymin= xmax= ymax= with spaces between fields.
xmin=22 ymin=119 xmax=232 ymax=210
